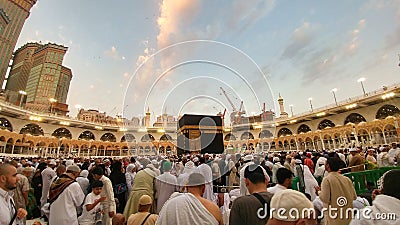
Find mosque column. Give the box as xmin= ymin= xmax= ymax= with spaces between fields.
xmin=78 ymin=147 xmax=81 ymax=157
xmin=332 ymin=136 xmax=337 ymax=149
xmin=11 ymin=144 xmax=15 ymax=155
xmin=382 ymin=131 xmax=387 ymax=145
xmin=321 ymin=137 xmax=325 ymax=150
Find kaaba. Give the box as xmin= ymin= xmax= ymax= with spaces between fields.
xmin=177 ymin=114 xmax=224 ymax=155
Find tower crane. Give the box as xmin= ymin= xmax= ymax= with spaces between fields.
xmin=219 ymin=87 xmax=246 ymax=124
xmin=220 ymin=87 xmax=237 ymax=112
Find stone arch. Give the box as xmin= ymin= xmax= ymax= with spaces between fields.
xmin=314 ymin=136 xmax=322 ymax=150
xmin=121 ymin=133 xmax=136 ymax=142
xmin=333 ymin=133 xmax=342 ymax=147
xmin=344 ymin=113 xmax=366 ymax=125
xmin=100 ymin=133 xmax=116 ymax=142
xmin=370 ymin=127 xmax=383 ymax=145
xmin=262 ymin=142 xmax=269 ymax=150
xmin=0 ymin=117 xmax=13 ymax=131
xmin=277 ymin=128 xmax=292 ymax=137
xmin=376 ymin=104 xmax=400 ymax=119
xmin=323 ymin=134 xmax=334 ymax=150
xmin=357 ymin=129 xmax=370 ymax=145
xmin=290 ymin=139 xmax=296 ymax=150
xmin=78 ymin=131 xmax=95 ymax=141
xmin=160 ymin=134 xmax=173 ymax=141
xmin=20 ymin=123 xmax=44 ymax=136
xmin=241 ymin=132 xmax=254 ymax=140
xmin=5 ymin=138 xmax=14 ymax=154
xmin=298 ymin=138 xmax=305 ymax=150
xmin=384 ymin=124 xmax=398 ymax=143
xmin=305 ymin=137 xmax=313 ymax=149
xmin=318 ymin=120 xmax=335 ymax=130
xmin=297 ymin=124 xmax=311 ymax=134
xmin=52 ymin=127 xmax=72 ymax=139
xmin=278 ymin=141 xmax=283 ymax=149
xmin=224 ymin=133 xmax=236 ymax=141
xmin=259 ymin=130 xmax=273 ymax=139
xmin=141 ymin=134 xmax=155 ymax=142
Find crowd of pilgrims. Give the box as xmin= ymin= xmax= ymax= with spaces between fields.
xmin=1 ymin=142 xmax=400 ymax=225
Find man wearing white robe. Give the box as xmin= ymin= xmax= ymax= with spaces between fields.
xmin=48 ymin=165 xmax=85 ymax=225
xmin=177 ymin=161 xmax=196 ymax=191
xmin=40 ymin=159 xmax=57 ymax=210
xmin=155 ymin=160 xmax=178 ymax=213
xmin=239 ymin=155 xmax=270 ymax=196
xmin=194 ymin=157 xmax=214 ymax=202
xmin=157 ymin=173 xmax=223 ymax=225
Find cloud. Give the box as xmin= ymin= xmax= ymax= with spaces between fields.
xmin=228 ymin=0 xmax=275 ymax=32
xmin=345 ymin=19 xmax=366 ymax=55
xmin=155 ymin=0 xmax=275 ymax=69
xmin=157 ymin=0 xmax=202 ymax=50
xmin=281 ymin=22 xmax=316 ymax=59
xmin=104 ymin=46 xmax=125 ymax=60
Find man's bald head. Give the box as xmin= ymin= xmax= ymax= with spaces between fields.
xmin=112 ymin=213 xmax=125 ymax=225
xmin=0 ymin=163 xmax=15 ymax=176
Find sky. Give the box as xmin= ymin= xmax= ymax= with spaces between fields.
xmin=15 ymin=0 xmax=400 ymax=124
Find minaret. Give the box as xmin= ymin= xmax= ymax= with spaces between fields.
xmin=144 ymin=107 xmax=151 ymax=127
xmin=278 ymin=93 xmax=288 ymax=118
xmin=162 ymin=107 xmax=168 ymax=127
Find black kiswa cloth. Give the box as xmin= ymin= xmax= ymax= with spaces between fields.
xmin=48 ymin=173 xmax=76 ymax=204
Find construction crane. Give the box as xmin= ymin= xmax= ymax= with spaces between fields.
xmin=219 ymin=87 xmax=247 ymax=124
xmin=220 ymin=87 xmax=237 ymax=112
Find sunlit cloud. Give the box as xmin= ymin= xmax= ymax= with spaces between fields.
xmin=281 ymin=22 xmax=316 ymax=59
xmin=104 ymin=46 xmax=123 ymax=60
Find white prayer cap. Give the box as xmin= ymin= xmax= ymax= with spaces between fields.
xmin=318 ymin=157 xmax=327 ymax=165
xmin=66 ymin=159 xmax=74 ymax=167
xmin=49 ymin=159 xmax=56 ymax=165
xmin=80 ymin=170 xmax=89 ymax=178
xmin=295 ymin=159 xmax=302 ymax=164
xmin=67 ymin=165 xmax=81 ymax=173
xmin=273 ymin=157 xmax=280 ymax=163
xmin=270 ymin=189 xmax=314 ymax=222
xmin=185 ymin=161 xmax=195 ymax=169
xmin=243 ymin=154 xmax=254 ymax=162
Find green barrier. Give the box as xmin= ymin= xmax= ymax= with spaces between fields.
xmin=292 ymin=176 xmax=300 ymax=191
xmin=290 ymin=167 xmax=400 ymax=195
xmin=343 ymin=166 xmax=400 ymax=195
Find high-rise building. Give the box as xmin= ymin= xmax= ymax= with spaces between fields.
xmin=12 ymin=43 xmax=73 ymax=115
xmin=0 ymin=0 xmax=37 ymax=87
xmin=5 ymin=42 xmax=40 ymax=104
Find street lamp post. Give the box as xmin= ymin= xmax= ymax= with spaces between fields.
xmin=357 ymin=77 xmax=366 ymax=96
xmin=308 ymin=98 xmax=313 ymax=112
xmin=289 ymin=104 xmax=294 ymax=117
xmin=331 ymin=88 xmax=338 ymax=105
